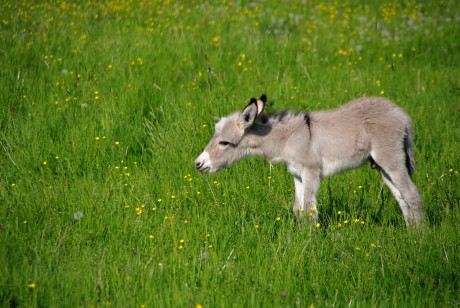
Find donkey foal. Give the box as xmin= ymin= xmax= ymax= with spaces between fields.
xmin=195 ymin=94 xmax=424 ymax=227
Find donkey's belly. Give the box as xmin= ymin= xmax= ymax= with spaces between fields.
xmin=320 ymin=156 xmax=368 ymax=178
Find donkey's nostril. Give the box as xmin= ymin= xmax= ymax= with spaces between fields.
xmin=195 ymin=160 xmax=201 ymax=169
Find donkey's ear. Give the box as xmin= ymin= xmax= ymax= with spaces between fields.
xmin=259 ymin=93 xmax=267 ymax=103
xmin=239 ymin=99 xmax=258 ymax=130
xmin=256 ymin=94 xmax=267 ymax=116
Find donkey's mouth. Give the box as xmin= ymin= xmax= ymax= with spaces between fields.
xmin=196 ymin=165 xmax=211 ymax=173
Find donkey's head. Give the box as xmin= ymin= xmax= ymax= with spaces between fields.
xmin=195 ymin=94 xmax=267 ymax=173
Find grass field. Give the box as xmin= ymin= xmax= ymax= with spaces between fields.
xmin=1 ymin=0 xmax=459 ymax=306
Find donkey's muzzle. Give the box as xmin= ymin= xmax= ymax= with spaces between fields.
xmin=195 ymin=160 xmax=208 ymax=173
xmin=195 ymin=151 xmax=212 ymax=173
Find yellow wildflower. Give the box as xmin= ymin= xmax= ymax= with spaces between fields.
xmin=27 ymin=283 xmax=36 ymax=289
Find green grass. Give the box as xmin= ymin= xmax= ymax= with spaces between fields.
xmin=1 ymin=0 xmax=459 ymax=307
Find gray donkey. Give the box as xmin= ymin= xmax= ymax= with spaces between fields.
xmin=195 ymin=94 xmax=424 ymax=227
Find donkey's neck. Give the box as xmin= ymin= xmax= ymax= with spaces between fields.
xmin=243 ymin=112 xmax=310 ymax=162
xmin=244 ymin=127 xmax=279 ymax=159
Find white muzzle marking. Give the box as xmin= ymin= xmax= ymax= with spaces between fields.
xmin=195 ymin=151 xmax=213 ymax=173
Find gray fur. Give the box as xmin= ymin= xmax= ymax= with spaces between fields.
xmin=195 ymin=95 xmax=424 ymax=227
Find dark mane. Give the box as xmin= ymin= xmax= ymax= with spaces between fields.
xmin=256 ymin=111 xmax=311 ymax=127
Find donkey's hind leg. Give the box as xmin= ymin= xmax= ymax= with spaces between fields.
xmin=379 ymin=167 xmax=424 ymax=227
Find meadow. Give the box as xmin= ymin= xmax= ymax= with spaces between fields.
xmin=1 ymin=0 xmax=459 ymax=306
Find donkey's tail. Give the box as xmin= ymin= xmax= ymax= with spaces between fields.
xmin=404 ymin=121 xmax=416 ymax=177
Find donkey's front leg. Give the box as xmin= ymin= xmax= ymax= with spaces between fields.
xmin=293 ymin=170 xmax=320 ymax=224
xmin=293 ymin=176 xmax=306 ymax=215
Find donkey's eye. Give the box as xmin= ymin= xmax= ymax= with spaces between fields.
xmin=219 ymin=141 xmax=231 ymax=146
